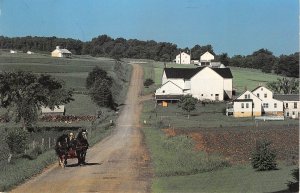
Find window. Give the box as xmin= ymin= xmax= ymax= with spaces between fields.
xmin=246 ymin=103 xmax=249 ymax=108
xmin=292 ymin=111 xmax=295 ymax=115
xmin=261 ymin=88 xmax=263 ymax=91
xmin=162 ymin=90 xmax=165 ymax=93
xmin=257 ymin=93 xmax=260 ymax=98
xmin=286 ymin=103 xmax=289 ymax=108
xmin=211 ymin=94 xmax=213 ymax=96
xmin=287 ymin=112 xmax=289 ymax=117
xmin=264 ymin=93 xmax=267 ymax=98
xmin=263 ymin=103 xmax=269 ymax=108
xmin=274 ymin=103 xmax=277 ymax=108
xmin=245 ymin=94 xmax=250 ymax=99
xmin=241 ymin=103 xmax=244 ymax=108
xmin=253 ymin=103 xmax=255 ymax=108
xmin=201 ymin=94 xmax=203 ymax=96
xmin=294 ymin=102 xmax=297 ymax=109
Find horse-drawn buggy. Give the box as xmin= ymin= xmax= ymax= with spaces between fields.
xmin=55 ymin=129 xmax=89 ymax=168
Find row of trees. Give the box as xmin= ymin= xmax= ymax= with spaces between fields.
xmin=0 ymin=35 xmax=298 ymax=77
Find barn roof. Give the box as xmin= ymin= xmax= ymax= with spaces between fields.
xmin=164 ymin=67 xmax=233 ymax=79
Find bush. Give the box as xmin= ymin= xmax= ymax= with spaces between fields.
xmin=144 ymin=78 xmax=154 ymax=87
xmin=23 ymin=146 xmax=44 ymax=160
xmin=6 ymin=129 xmax=28 ymax=155
xmin=251 ymin=140 xmax=277 ymax=171
xmin=287 ymin=168 xmax=299 ymax=192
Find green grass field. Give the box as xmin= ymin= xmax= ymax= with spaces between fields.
xmin=152 ymin=164 xmax=297 ymax=193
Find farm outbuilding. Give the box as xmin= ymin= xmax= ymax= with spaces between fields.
xmin=274 ymin=94 xmax=300 ymax=119
xmin=41 ymin=105 xmax=65 ymax=116
xmin=51 ymin=46 xmax=72 ymax=58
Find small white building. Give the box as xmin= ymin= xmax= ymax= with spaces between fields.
xmin=155 ymin=66 xmax=233 ymax=101
xmin=233 ymin=91 xmax=262 ymax=117
xmin=274 ymin=94 xmax=300 ymax=119
xmin=175 ymin=52 xmax=191 ymax=64
xmin=41 ymin=105 xmax=65 ymax=116
xmin=27 ymin=51 xmax=34 ymax=54
xmin=199 ymin=51 xmax=215 ymax=66
xmin=10 ymin=50 xmax=17 ymax=54
xmin=51 ymin=46 xmax=72 ymax=58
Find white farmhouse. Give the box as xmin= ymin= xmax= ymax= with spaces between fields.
xmin=51 ymin=46 xmax=72 ymax=58
xmin=175 ymin=52 xmax=191 ymax=64
xmin=252 ymin=86 xmax=283 ymax=116
xmin=10 ymin=50 xmax=17 ymax=54
xmin=274 ymin=94 xmax=300 ymax=119
xmin=231 ymin=86 xmax=283 ymax=117
xmin=155 ymin=66 xmax=233 ymax=101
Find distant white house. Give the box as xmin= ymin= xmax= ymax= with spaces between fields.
xmin=199 ymin=51 xmax=214 ymax=66
xmin=175 ymin=52 xmax=191 ymax=64
xmin=10 ymin=50 xmax=17 ymax=54
xmin=274 ymin=94 xmax=300 ymax=119
xmin=155 ymin=66 xmax=233 ymax=101
xmin=51 ymin=46 xmax=72 ymax=58
xmin=41 ymin=105 xmax=65 ymax=116
xmin=231 ymin=86 xmax=284 ymax=118
xmin=27 ymin=51 xmax=34 ymax=54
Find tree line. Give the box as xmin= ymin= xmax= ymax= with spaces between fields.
xmin=0 ymin=35 xmax=298 ymax=77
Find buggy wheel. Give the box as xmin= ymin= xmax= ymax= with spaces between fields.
xmin=64 ymin=159 xmax=67 ymax=166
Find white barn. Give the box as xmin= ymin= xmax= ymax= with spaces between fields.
xmin=51 ymin=46 xmax=72 ymax=58
xmin=155 ymin=66 xmax=233 ymax=101
xmin=175 ymin=52 xmax=191 ymax=64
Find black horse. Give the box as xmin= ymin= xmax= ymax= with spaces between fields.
xmin=75 ymin=129 xmax=89 ymax=165
xmin=55 ymin=129 xmax=89 ymax=167
xmin=55 ymin=134 xmax=69 ymax=167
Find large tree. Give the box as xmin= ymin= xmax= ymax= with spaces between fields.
xmin=86 ymin=67 xmax=115 ymax=110
xmin=0 ymin=72 xmax=73 ymax=129
xmin=267 ymin=77 xmax=299 ymax=94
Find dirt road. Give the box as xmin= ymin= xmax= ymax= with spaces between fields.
xmin=11 ymin=64 xmax=152 ymax=193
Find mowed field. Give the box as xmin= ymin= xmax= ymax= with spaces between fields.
xmin=138 ymin=60 xmax=299 ymax=193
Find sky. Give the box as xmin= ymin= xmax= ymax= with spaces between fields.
xmin=0 ymin=0 xmax=298 ymax=56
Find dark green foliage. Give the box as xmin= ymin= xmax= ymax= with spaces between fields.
xmin=0 ymin=71 xmax=74 ymax=128
xmin=178 ymin=95 xmax=198 ymax=119
xmin=6 ymin=129 xmax=28 ymax=155
xmin=251 ymin=140 xmax=277 ymax=171
xmin=287 ymin=168 xmax=299 ymax=192
xmin=144 ymin=78 xmax=154 ymax=87
xmin=267 ymin=77 xmax=299 ymax=94
xmin=86 ymin=67 xmax=115 ymax=109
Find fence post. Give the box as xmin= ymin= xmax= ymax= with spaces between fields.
xmin=49 ymin=137 xmax=51 ymax=149
xmin=42 ymin=138 xmax=44 ymax=147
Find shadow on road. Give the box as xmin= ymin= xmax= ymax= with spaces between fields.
xmin=66 ymin=162 xmax=102 ymax=167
